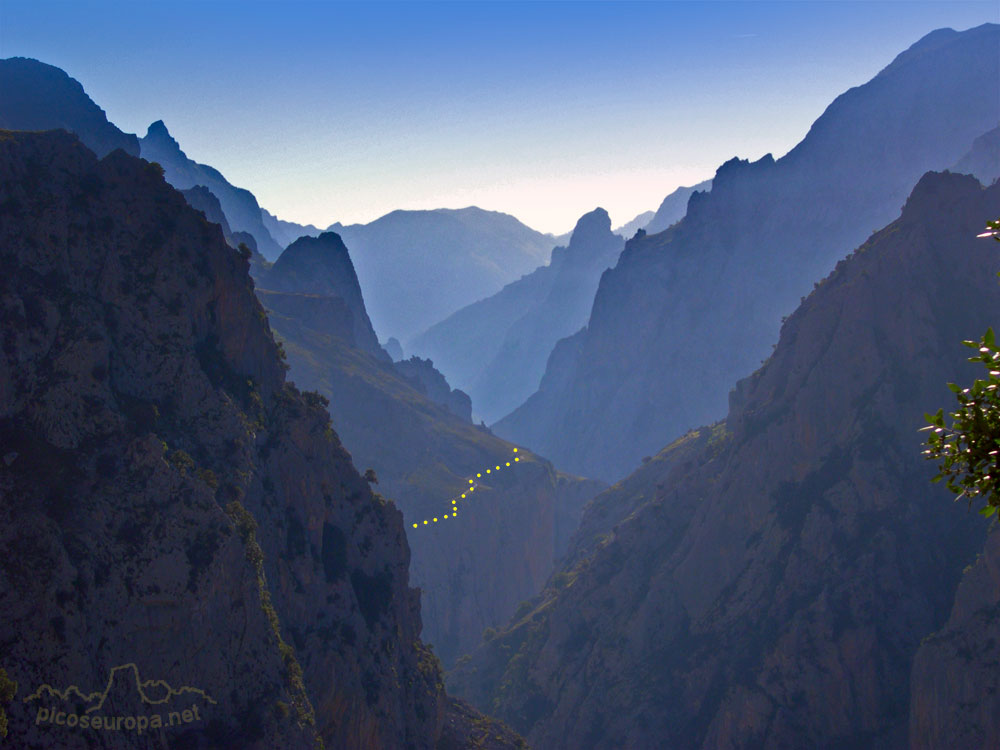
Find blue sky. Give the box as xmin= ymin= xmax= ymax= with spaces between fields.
xmin=1 ymin=1 xmax=996 ymax=234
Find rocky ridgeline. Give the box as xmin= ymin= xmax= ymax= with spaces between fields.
xmin=450 ymin=172 xmax=1000 ymax=748
xmin=0 ymin=130 xmax=521 ymax=748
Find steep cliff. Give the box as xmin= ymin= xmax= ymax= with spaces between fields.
xmin=909 ymin=527 xmax=1000 ymax=749
xmin=412 ymin=208 xmax=624 ymax=423
xmin=0 ymin=129 xmax=519 ymax=748
xmin=256 ymin=232 xmax=387 ymax=362
xmin=259 ymin=283 xmax=604 ymax=667
xmin=0 ymin=57 xmax=140 ymax=158
xmin=642 ymin=179 xmax=712 ymax=235
xmin=450 ymin=171 xmax=1000 ymax=748
xmin=495 ymin=23 xmax=1000 ymax=482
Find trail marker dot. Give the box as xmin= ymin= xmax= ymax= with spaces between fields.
xmin=486 ymin=469 xmax=491 ymax=474
xmin=506 ymin=462 xmax=510 ymax=466
xmin=513 ymin=448 xmax=518 ymax=452
xmin=412 ymin=523 xmax=418 ymax=528
xmin=461 ymin=494 xmax=466 ymax=498
xmin=444 ymin=514 xmax=449 ymax=519
xmin=423 ymin=520 xmax=428 ymax=525
xmin=514 ymin=457 xmax=519 ymax=462
xmin=433 ymin=518 xmax=438 ymax=522
xmin=477 ymin=473 xmax=481 ymax=478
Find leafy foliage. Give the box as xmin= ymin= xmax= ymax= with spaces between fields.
xmin=922 ymin=220 xmax=1000 ymax=517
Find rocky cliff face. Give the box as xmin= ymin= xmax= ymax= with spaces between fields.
xmin=909 ymin=527 xmax=1000 ymax=749
xmin=139 ymin=120 xmax=284 ymax=261
xmin=642 ymin=179 xmax=712 ymax=235
xmin=256 ymin=231 xmax=387 ymax=362
xmin=450 ymin=171 xmax=1000 ymax=748
xmin=495 ymin=23 xmax=1000 ymax=483
xmin=259 ymin=284 xmax=604 ymax=667
xmin=413 ymin=208 xmax=625 ymax=424
xmin=0 ymin=57 xmax=140 ymax=158
xmin=330 ymin=206 xmax=554 ymax=343
xmin=394 ymin=357 xmax=473 ymax=423
xmin=0 ymin=129 xmax=522 ymax=749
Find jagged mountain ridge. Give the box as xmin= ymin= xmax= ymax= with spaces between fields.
xmin=0 ymin=128 xmax=521 ymax=748
xmin=450 ymin=171 xmax=1000 ymax=748
xmin=642 ymin=178 xmax=712 ymax=235
xmin=0 ymin=57 xmax=140 ymax=159
xmin=261 ymin=207 xmax=323 ymax=249
xmin=411 ymin=208 xmax=625 ymax=423
xmin=139 ymin=120 xmax=284 ymax=261
xmin=495 ymin=23 xmax=1000 ymax=482
xmin=329 ymin=207 xmax=554 ymax=342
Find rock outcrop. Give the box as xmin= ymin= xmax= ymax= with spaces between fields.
xmin=450 ymin=171 xmax=1000 ymax=748
xmin=256 ymin=231 xmax=388 ymax=362
xmin=495 ymin=23 xmax=1000 ymax=483
xmin=0 ymin=129 xmax=521 ymax=748
xmin=412 ymin=208 xmax=624 ymax=423
xmin=394 ymin=357 xmax=473 ymax=423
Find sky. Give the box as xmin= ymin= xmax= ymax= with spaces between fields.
xmin=0 ymin=1 xmax=996 ymax=235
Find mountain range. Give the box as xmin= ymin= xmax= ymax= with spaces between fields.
xmin=0 ymin=127 xmax=527 ymax=748
xmin=252 ymin=229 xmax=605 ymax=667
xmin=494 ymin=23 xmax=1000 ymax=482
xmin=411 ymin=208 xmax=625 ymax=423
xmin=329 ymin=208 xmax=555 ymax=342
xmin=451 ymin=170 xmax=1000 ymax=749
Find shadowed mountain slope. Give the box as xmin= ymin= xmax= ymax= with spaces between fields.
xmin=411 ymin=208 xmax=624 ymax=423
xmin=451 ymin=171 xmax=1000 ymax=748
xmin=139 ymin=120 xmax=284 ymax=261
xmin=495 ymin=24 xmax=1000 ymax=482
xmin=329 ymin=207 xmax=554 ymax=342
xmin=0 ymin=128 xmax=525 ymax=749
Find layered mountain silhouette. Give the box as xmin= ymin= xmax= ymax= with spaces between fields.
xmin=451 ymin=171 xmax=1000 ymax=748
xmin=495 ymin=23 xmax=1000 ymax=482
xmin=0 ymin=57 xmax=139 ymax=158
xmin=643 ymin=178 xmax=712 ymax=234
xmin=254 ymin=232 xmax=605 ymax=666
xmin=0 ymin=127 xmax=524 ymax=748
xmin=139 ymin=121 xmax=284 ymax=261
xmin=952 ymin=125 xmax=1000 ymax=186
xmin=411 ymin=208 xmax=625 ymax=423
xmin=260 ymin=207 xmax=322 ymax=248
xmin=328 ymin=207 xmax=554 ymax=342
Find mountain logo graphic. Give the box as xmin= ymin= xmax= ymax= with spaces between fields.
xmin=22 ymin=664 xmax=215 ymax=735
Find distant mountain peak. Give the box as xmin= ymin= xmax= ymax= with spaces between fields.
xmin=570 ymin=207 xmax=612 ymax=240
xmin=0 ymin=57 xmax=140 ymax=158
xmin=143 ymin=119 xmax=184 ymax=155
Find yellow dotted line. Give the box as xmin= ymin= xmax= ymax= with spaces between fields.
xmin=412 ymin=448 xmax=521 ymax=529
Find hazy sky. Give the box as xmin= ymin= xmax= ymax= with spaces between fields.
xmin=1 ymin=1 xmax=996 ymax=234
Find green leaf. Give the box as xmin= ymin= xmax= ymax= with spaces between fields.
xmin=979 ymin=505 xmax=997 ymax=517
xmin=985 ymin=328 xmax=996 ymax=348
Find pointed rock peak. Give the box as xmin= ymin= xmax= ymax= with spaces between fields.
xmin=569 ymin=208 xmax=613 ymax=245
xmin=901 ymin=170 xmax=983 ymax=221
xmin=142 ymin=120 xmax=182 ymax=152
